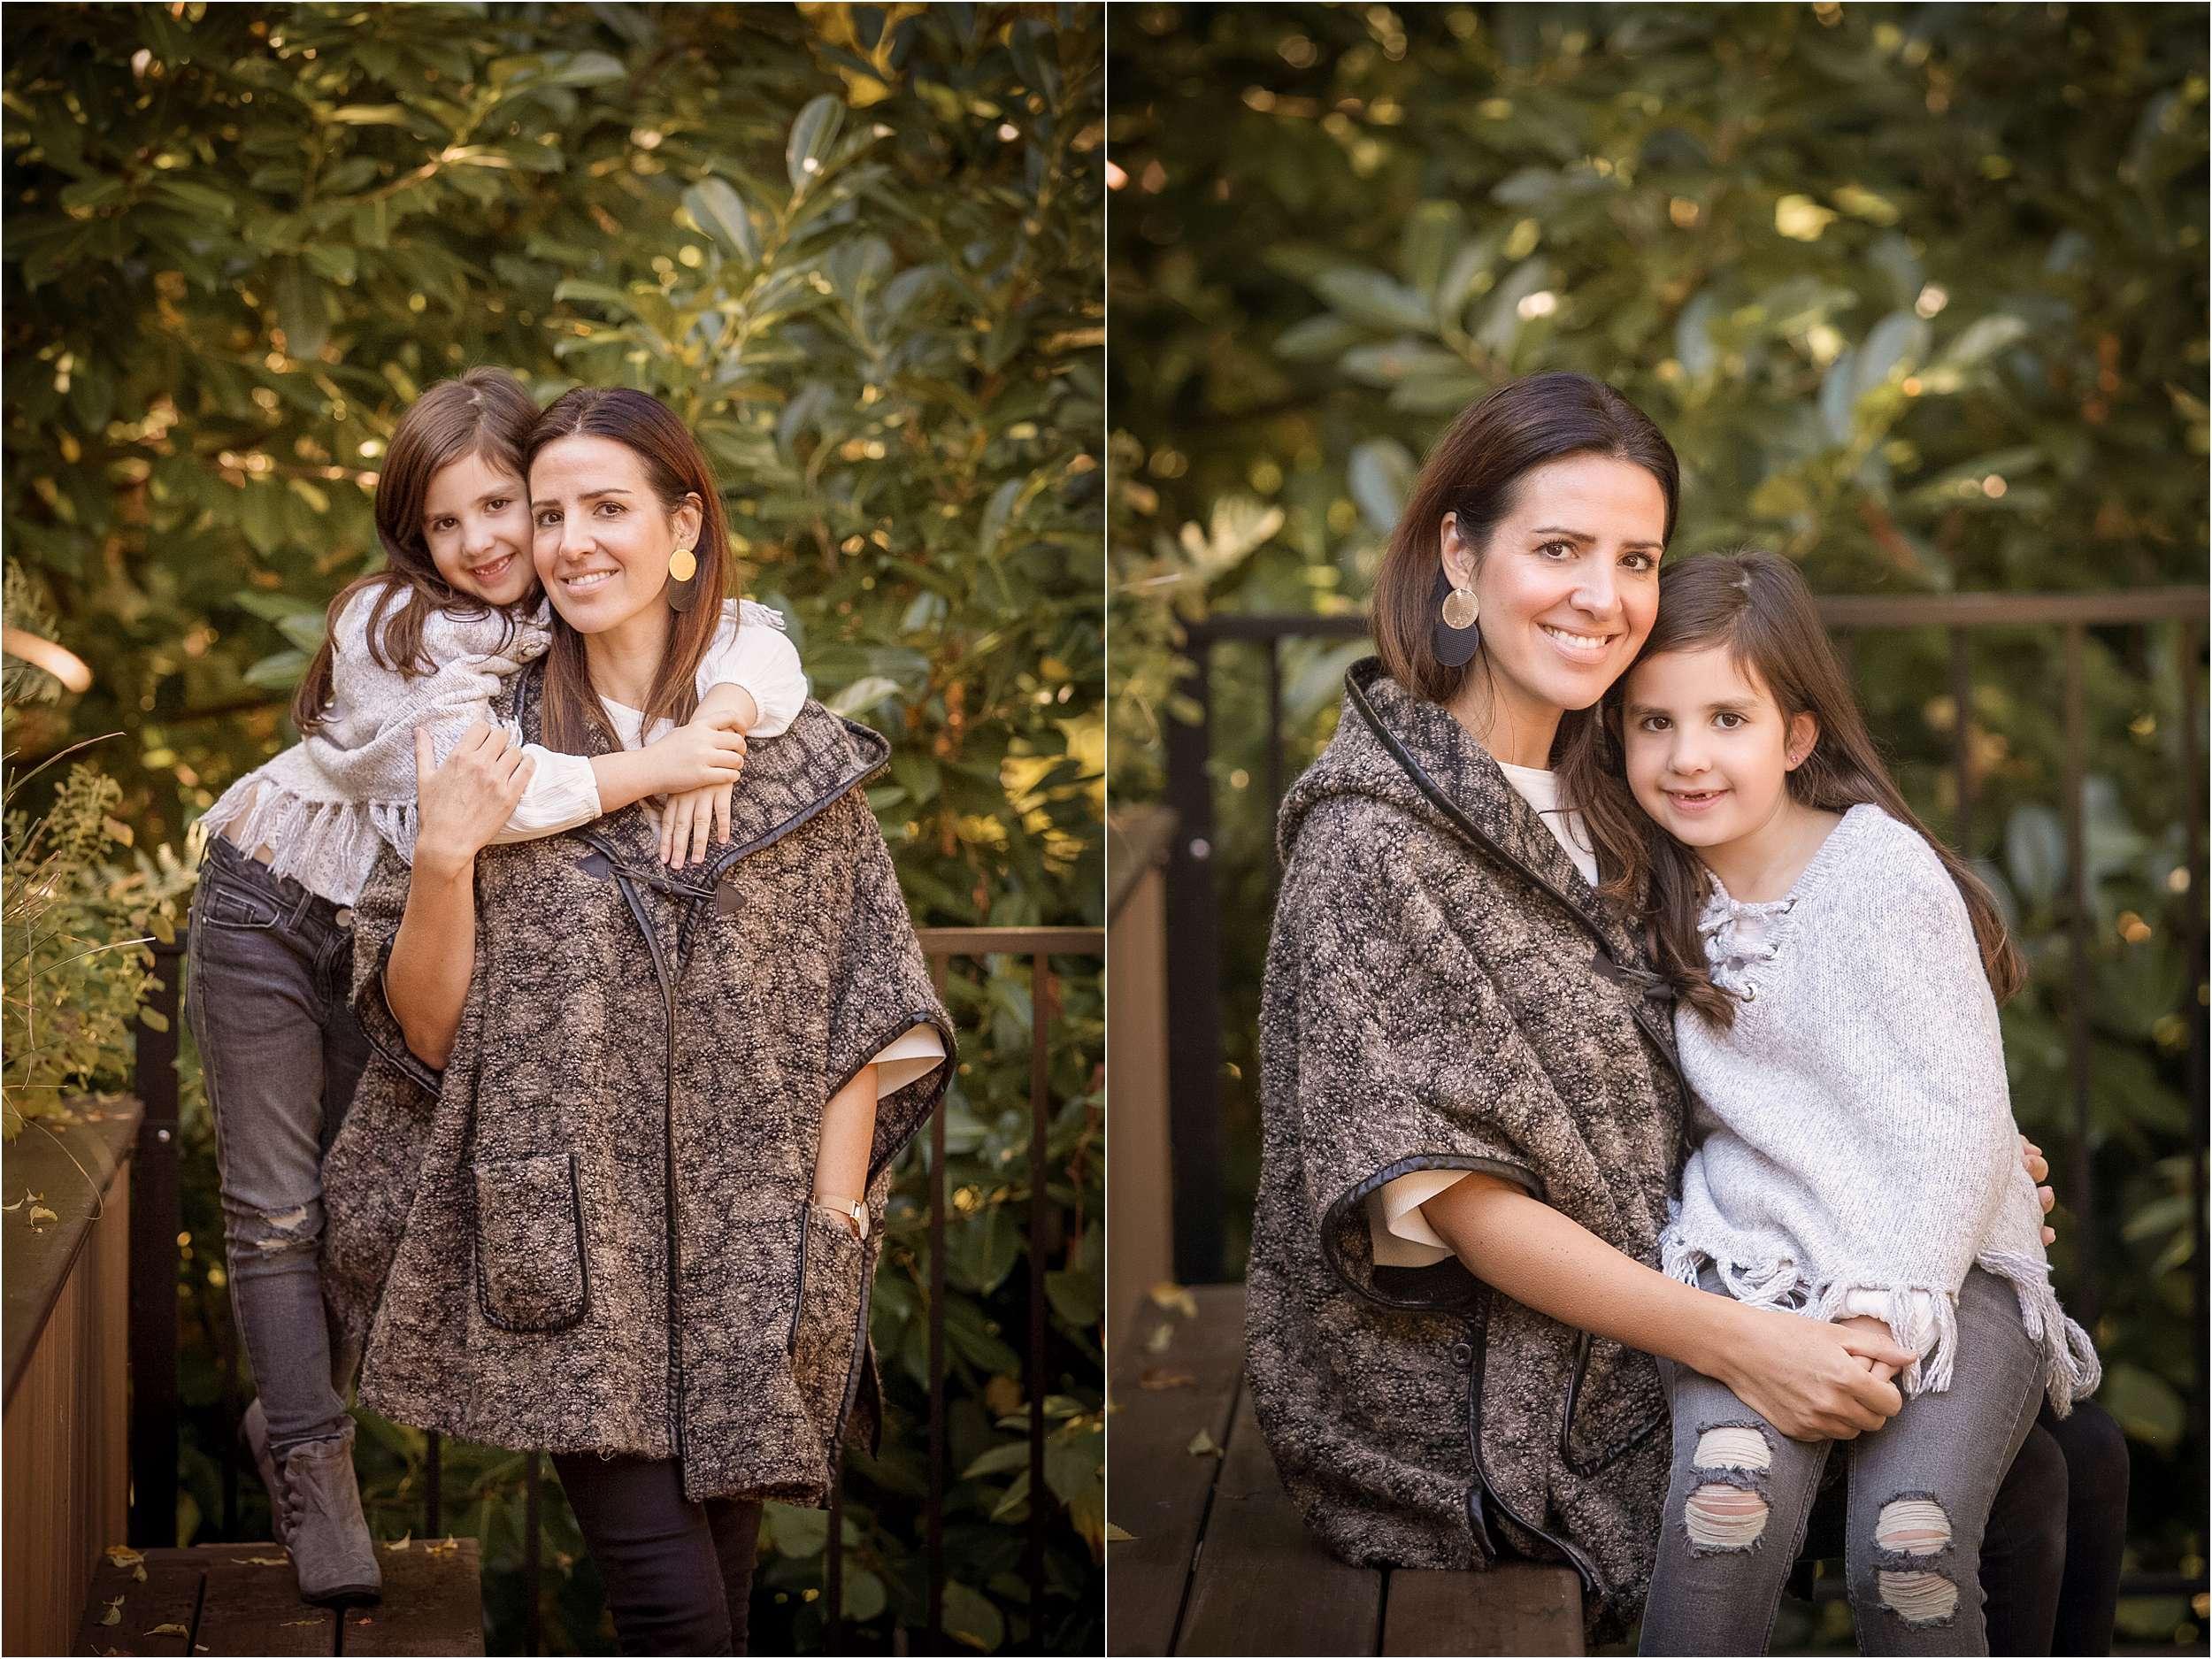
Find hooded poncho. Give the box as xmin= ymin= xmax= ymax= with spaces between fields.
xmin=321 ymin=664 xmax=951 ymax=1506
xmin=1658 ymin=803 xmax=2100 ymax=1413
xmin=1246 ymin=659 xmax=1688 ymax=1644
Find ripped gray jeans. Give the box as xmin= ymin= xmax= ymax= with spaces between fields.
xmin=185 ymin=836 xmax=370 ymax=1460
xmin=1639 ymin=1264 xmax=2043 ymax=1656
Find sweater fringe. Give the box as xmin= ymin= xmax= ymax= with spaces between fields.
xmin=1657 ymin=1233 xmax=2101 ymax=1413
xmin=197 ymin=774 xmax=418 ymax=903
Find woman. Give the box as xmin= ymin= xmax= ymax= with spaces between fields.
xmin=1245 ymin=373 xmax=2125 ymax=1648
xmin=321 ymin=387 xmax=952 ymax=1655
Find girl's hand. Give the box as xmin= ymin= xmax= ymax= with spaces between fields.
xmin=660 ymin=779 xmax=732 ymax=867
xmin=1833 ymin=1314 xmax=1902 ymax=1386
xmin=1714 ymin=1301 xmax=1916 ymax=1442
xmin=648 ymin=709 xmax=749 ymax=797
xmin=413 ymin=724 xmax=533 ymax=871
xmin=2022 ymin=1135 xmax=2057 ymax=1246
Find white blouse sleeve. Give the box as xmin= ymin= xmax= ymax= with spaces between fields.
xmin=697 ymin=600 xmax=808 ymax=738
xmin=1364 ymin=1170 xmax=1473 ymax=1269
xmin=488 ymin=747 xmax=604 ymax=843
xmin=868 ymin=1023 xmax=947 ymax=1099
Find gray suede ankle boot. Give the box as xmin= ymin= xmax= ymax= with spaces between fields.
xmin=277 ymin=1424 xmax=382 ymax=1606
xmin=239 ymin=1399 xmax=288 ymax=1546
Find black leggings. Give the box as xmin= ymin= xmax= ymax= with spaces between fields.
xmin=552 ymin=1452 xmax=764 ymax=1656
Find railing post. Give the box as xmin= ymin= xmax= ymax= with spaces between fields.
xmin=926 ymin=954 xmax=949 ymax=1655
xmin=2061 ymin=623 xmax=2100 ymax=1326
xmin=1028 ymin=953 xmax=1053 ymax=1650
xmin=129 ymin=935 xmax=185 ymax=1548
xmin=1164 ymin=638 xmax=1225 ymax=1284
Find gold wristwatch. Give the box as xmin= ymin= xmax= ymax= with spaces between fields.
xmin=818 ymin=1194 xmax=868 ymax=1240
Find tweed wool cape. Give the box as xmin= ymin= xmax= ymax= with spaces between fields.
xmin=321 ymin=666 xmax=952 ymax=1508
xmin=1246 ymin=658 xmax=1688 ymax=1644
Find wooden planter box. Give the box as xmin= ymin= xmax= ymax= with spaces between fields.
xmin=3 ymin=1100 xmax=142 ymax=1658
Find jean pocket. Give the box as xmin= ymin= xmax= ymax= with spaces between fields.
xmin=472 ymin=1152 xmax=591 ymax=1333
xmin=196 ymin=874 xmax=285 ymax=931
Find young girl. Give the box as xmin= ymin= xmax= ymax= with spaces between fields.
xmin=1611 ymin=550 xmax=2101 ymax=1655
xmin=188 ymin=367 xmax=806 ymax=1605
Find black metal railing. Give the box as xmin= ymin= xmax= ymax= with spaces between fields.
xmin=1162 ymin=589 xmax=2207 ymax=1596
xmin=130 ymin=922 xmax=1102 ymax=1655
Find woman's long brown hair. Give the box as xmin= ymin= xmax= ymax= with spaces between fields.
xmin=291 ymin=368 xmax=540 ymax=733
xmin=1575 ymin=550 xmax=2025 ymax=1025
xmin=1371 ymin=372 xmax=1681 ymax=791
xmin=523 ymin=387 xmax=732 ymax=754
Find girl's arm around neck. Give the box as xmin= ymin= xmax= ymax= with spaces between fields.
xmin=1420 ymin=1171 xmax=1916 ymax=1442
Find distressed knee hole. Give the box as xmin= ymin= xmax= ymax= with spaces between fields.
xmin=1876 ymin=1569 xmax=1958 ymax=1624
xmin=1684 ymin=1482 xmax=1768 ymax=1550
xmin=1875 ymin=1497 xmax=1951 ymax=1555
xmin=1874 ymin=1498 xmax=1956 ymax=1624
xmin=1693 ymin=1424 xmax=1771 ymax=1472
xmin=245 ymin=1202 xmax=319 ymax=1253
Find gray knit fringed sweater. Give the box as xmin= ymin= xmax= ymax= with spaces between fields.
xmin=1247 ymin=659 xmax=1687 ymax=1647
xmin=1660 ymin=803 xmax=2101 ymax=1415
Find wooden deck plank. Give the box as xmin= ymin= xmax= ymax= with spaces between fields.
xmin=1173 ymin=1384 xmax=1385 ymax=1655
xmin=1381 ymin=1564 xmax=1584 ymax=1657
xmin=1107 ymin=1281 xmax=1248 ymax=1656
xmin=183 ymin=1544 xmax=335 ymax=1655
xmin=343 ymin=1538 xmax=486 ymax=1655
xmin=75 ymin=1550 xmax=201 ymax=1657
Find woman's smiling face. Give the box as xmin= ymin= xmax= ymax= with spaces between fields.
xmin=1443 ymin=452 xmax=1669 ymax=722
xmin=528 ymin=434 xmax=702 ymax=635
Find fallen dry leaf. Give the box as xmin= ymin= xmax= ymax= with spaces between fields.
xmin=28 ymin=1203 xmax=58 ymax=1225
xmin=99 ymin=1607 xmax=120 ymax=1627
xmin=230 ymin=1555 xmax=290 ymax=1567
xmin=133 ymin=1565 xmax=147 ymax=1582
xmin=104 ymin=1546 xmax=144 ymax=1569
xmin=1138 ymin=1368 xmax=1195 ymax=1390
xmin=1105 ymin=1522 xmax=1137 ymax=1542
xmin=146 ymin=1623 xmax=189 ymax=1637
xmin=1143 ymin=1322 xmax=1174 ymax=1355
xmin=281 ymin=1618 xmax=323 ymax=1627
xmin=1186 ymin=1429 xmax=1222 ymax=1458
xmin=424 ymin=1536 xmax=459 ymax=1555
xmin=1148 ymin=1281 xmax=1198 ymax=1319
xmin=385 ymin=1532 xmax=411 ymax=1552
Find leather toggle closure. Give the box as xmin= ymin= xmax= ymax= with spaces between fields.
xmin=1590 ymin=949 xmax=1675 ymax=1002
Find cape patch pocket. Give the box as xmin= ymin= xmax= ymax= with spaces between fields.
xmin=472 ymin=1151 xmax=591 ymax=1333
xmin=788 ymin=1202 xmax=868 ymax=1461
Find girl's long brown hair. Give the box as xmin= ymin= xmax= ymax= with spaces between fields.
xmin=1576 ymin=550 xmax=2025 ymax=1025
xmin=291 ymin=368 xmax=540 ymax=733
xmin=1371 ymin=372 xmax=1681 ymax=786
xmin=523 ymin=387 xmax=731 ymax=754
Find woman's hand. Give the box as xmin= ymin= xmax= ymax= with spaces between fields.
xmin=2023 ymin=1135 xmax=2057 ymax=1246
xmin=1711 ymin=1301 xmax=1916 ymax=1442
xmin=414 ymin=724 xmax=534 ymax=872
xmin=653 ymin=710 xmax=750 ymax=865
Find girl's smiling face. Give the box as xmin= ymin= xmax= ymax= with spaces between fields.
xmin=528 ymin=434 xmax=702 ymax=636
xmin=1620 ymin=645 xmax=1818 ymax=850
xmin=420 ymin=449 xmax=534 ymax=606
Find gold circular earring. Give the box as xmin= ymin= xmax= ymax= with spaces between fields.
xmin=667 ymin=545 xmax=697 ymax=582
xmin=1440 ymin=584 xmax=1479 ymax=630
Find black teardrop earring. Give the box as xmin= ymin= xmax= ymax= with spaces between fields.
xmin=1431 ymin=565 xmax=1481 ymax=667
